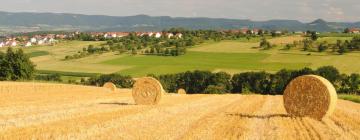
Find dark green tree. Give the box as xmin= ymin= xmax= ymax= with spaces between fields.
xmin=0 ymin=48 xmax=36 ymax=81
xmin=316 ymin=66 xmax=340 ymax=84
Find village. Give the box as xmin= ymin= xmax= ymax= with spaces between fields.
xmin=0 ymin=27 xmax=359 ymax=48
xmin=0 ymin=28 xmax=280 ymax=48
xmin=0 ymin=31 xmax=185 ymax=48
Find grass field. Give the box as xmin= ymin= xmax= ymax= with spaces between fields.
xmin=316 ymin=37 xmax=353 ymax=44
xmin=0 ymin=82 xmax=359 ymax=139
xmin=102 ymin=52 xmax=308 ymax=76
xmin=2 ymin=36 xmax=358 ymax=77
xmin=339 ymin=94 xmax=360 ymax=103
xmin=27 ymin=51 xmax=50 ymax=58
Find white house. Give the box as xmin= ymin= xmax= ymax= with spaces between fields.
xmin=25 ymin=42 xmax=32 ymax=47
xmin=0 ymin=42 xmax=4 ymax=47
xmin=10 ymin=41 xmax=17 ymax=47
xmin=155 ymin=32 xmax=162 ymax=38
xmin=111 ymin=33 xmax=117 ymax=38
xmin=5 ymin=41 xmax=11 ymax=46
xmin=43 ymin=38 xmax=48 ymax=42
xmin=38 ymin=40 xmax=44 ymax=45
xmin=148 ymin=32 xmax=154 ymax=37
xmin=30 ymin=38 xmax=37 ymax=43
xmin=104 ymin=34 xmax=109 ymax=38
xmin=167 ymin=33 xmax=174 ymax=38
xmin=176 ymin=33 xmax=183 ymax=38
xmin=49 ymin=38 xmax=57 ymax=44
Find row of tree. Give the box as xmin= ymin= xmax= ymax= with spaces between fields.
xmin=315 ymin=37 xmax=360 ymax=54
xmin=284 ymin=36 xmax=360 ymax=55
xmin=81 ymin=66 xmax=359 ymax=95
xmin=64 ymin=45 xmax=110 ymax=60
xmin=149 ymin=66 xmax=359 ymax=95
xmin=1 ymin=49 xmax=357 ymax=95
xmin=84 ymin=74 xmax=134 ymax=88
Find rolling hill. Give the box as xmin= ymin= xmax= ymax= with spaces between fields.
xmin=0 ymin=11 xmax=360 ymax=33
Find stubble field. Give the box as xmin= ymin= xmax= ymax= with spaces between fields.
xmin=0 ymin=82 xmax=359 ymax=140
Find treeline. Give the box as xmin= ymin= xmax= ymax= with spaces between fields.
xmin=152 ymin=66 xmax=359 ymax=94
xmin=83 ymin=74 xmax=134 ymax=88
xmin=65 ymin=45 xmax=110 ymax=60
xmin=285 ymin=35 xmax=360 ymax=55
xmin=82 ymin=66 xmax=359 ymax=95
xmin=35 ymin=74 xmax=62 ymax=82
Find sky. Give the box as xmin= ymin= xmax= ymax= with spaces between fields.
xmin=0 ymin=0 xmax=359 ymax=22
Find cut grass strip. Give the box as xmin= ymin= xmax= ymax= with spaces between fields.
xmin=338 ymin=94 xmax=360 ymax=103
xmin=27 ymin=51 xmax=50 ymax=58
xmin=36 ymin=70 xmax=100 ymax=77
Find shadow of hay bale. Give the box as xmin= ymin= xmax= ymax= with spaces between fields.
xmin=226 ymin=113 xmax=291 ymax=119
xmin=99 ymin=102 xmax=135 ymax=106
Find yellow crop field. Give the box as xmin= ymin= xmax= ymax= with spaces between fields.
xmin=0 ymin=82 xmax=359 ymax=139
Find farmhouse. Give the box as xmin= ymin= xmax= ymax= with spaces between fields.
xmin=155 ymin=32 xmax=162 ymax=38
xmin=275 ymin=31 xmax=282 ymax=34
xmin=10 ymin=41 xmax=17 ymax=47
xmin=55 ymin=34 xmax=67 ymax=39
xmin=90 ymin=32 xmax=103 ymax=37
xmin=294 ymin=31 xmax=305 ymax=34
xmin=30 ymin=37 xmax=37 ymax=43
xmin=252 ymin=29 xmax=260 ymax=34
xmin=148 ymin=32 xmax=154 ymax=37
xmin=5 ymin=41 xmax=10 ymax=46
xmin=103 ymin=32 xmax=130 ymax=38
xmin=37 ymin=40 xmax=44 ymax=45
xmin=111 ymin=33 xmax=117 ymax=38
xmin=175 ymin=33 xmax=183 ymax=38
xmin=0 ymin=42 xmax=4 ymax=47
xmin=167 ymin=33 xmax=174 ymax=38
xmin=117 ymin=32 xmax=130 ymax=38
xmin=349 ymin=28 xmax=360 ymax=34
xmin=49 ymin=38 xmax=57 ymax=44
xmin=25 ymin=42 xmax=32 ymax=47
xmin=103 ymin=33 xmax=109 ymax=38
xmin=227 ymin=29 xmax=241 ymax=34
xmin=240 ymin=28 xmax=249 ymax=34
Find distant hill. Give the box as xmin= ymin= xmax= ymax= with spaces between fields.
xmin=0 ymin=11 xmax=359 ymax=33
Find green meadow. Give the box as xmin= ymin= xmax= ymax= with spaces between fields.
xmin=338 ymin=94 xmax=360 ymax=103
xmin=2 ymin=36 xmax=358 ymax=78
xmin=102 ymin=51 xmax=309 ymax=76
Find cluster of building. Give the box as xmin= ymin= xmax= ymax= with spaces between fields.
xmin=89 ymin=32 xmax=183 ymax=39
xmin=0 ymin=31 xmax=186 ymax=48
xmin=225 ymin=28 xmax=263 ymax=35
xmin=0 ymin=34 xmax=61 ymax=48
xmin=348 ymin=28 xmax=360 ymax=34
xmin=224 ymin=28 xmax=311 ymax=35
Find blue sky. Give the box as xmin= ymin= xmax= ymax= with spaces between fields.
xmin=1 ymin=0 xmax=359 ymax=22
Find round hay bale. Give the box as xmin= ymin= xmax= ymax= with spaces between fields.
xmin=177 ymin=88 xmax=187 ymax=94
xmin=283 ymin=75 xmax=337 ymax=120
xmin=132 ymin=77 xmax=163 ymax=105
xmin=103 ymin=82 xmax=117 ymax=92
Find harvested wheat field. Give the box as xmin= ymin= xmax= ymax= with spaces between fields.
xmin=0 ymin=82 xmax=360 ymax=140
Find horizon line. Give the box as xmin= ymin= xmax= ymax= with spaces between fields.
xmin=0 ymin=10 xmax=359 ymax=23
